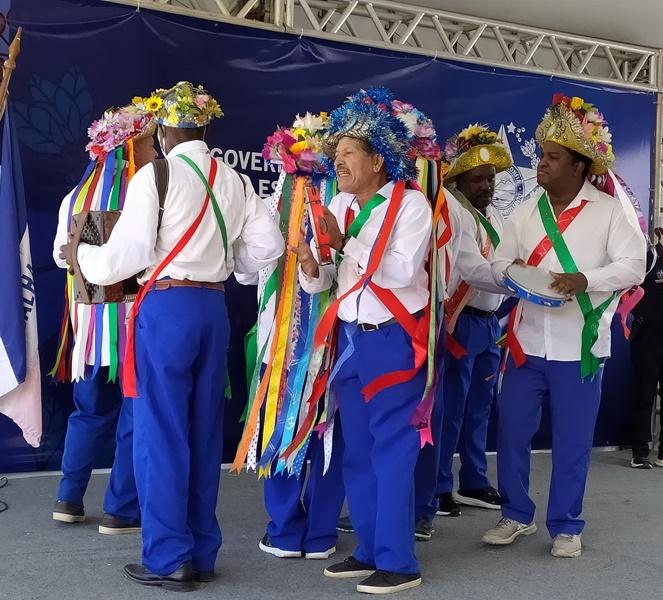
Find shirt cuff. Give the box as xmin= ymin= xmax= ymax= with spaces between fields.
xmin=342 ymin=237 xmax=371 ymax=272
xmin=583 ymin=268 xmax=602 ymax=292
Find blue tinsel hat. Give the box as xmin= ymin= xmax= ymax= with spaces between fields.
xmin=323 ymin=87 xmax=417 ymax=182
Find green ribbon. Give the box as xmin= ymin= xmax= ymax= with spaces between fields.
xmin=476 ymin=211 xmax=500 ymax=249
xmin=108 ymin=146 xmax=124 ymax=211
xmin=177 ymin=154 xmax=227 ymax=256
xmin=107 ymin=302 xmax=119 ymax=382
xmin=346 ymin=192 xmax=387 ymax=239
xmin=454 ymin=187 xmax=500 ymax=248
xmin=537 ymin=193 xmax=615 ymax=378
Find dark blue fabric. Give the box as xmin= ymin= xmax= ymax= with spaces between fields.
xmin=334 ymin=322 xmax=425 ymax=575
xmin=264 ymin=417 xmax=345 ymax=554
xmin=57 ymin=368 xmax=138 ymax=523
xmin=437 ymin=312 xmax=501 ymax=494
xmin=1 ymin=0 xmax=653 ymax=470
xmin=497 ymin=355 xmax=603 ymax=536
xmin=133 ymin=287 xmax=229 ymax=575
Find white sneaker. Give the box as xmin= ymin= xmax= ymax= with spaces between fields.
xmin=551 ymin=534 xmax=582 ymax=558
xmin=258 ymin=535 xmax=302 ymax=558
xmin=305 ymin=546 xmax=336 ymax=560
xmin=482 ymin=518 xmax=537 ymax=545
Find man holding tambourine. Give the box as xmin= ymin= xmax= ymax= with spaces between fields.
xmin=483 ymin=95 xmax=646 ymax=559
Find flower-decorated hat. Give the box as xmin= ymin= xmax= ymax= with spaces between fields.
xmin=263 ymin=112 xmax=329 ymax=176
xmin=391 ymin=99 xmax=442 ymax=161
xmin=85 ymin=104 xmax=155 ymax=160
xmin=323 ymin=87 xmax=417 ymax=182
xmin=136 ymin=81 xmax=223 ymax=129
xmin=441 ymin=124 xmax=512 ymax=182
xmin=535 ymin=93 xmax=615 ymax=175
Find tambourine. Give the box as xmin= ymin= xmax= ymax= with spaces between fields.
xmin=305 ymin=185 xmax=333 ymax=266
xmin=503 ymin=264 xmax=567 ymax=308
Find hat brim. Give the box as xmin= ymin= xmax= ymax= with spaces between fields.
xmin=446 ymin=144 xmax=513 ymax=182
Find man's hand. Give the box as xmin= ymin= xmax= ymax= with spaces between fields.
xmin=317 ymin=207 xmax=344 ymax=251
xmin=59 ymin=233 xmax=75 ymax=271
xmin=512 ymin=258 xmax=526 ymax=267
xmin=288 ymin=233 xmax=320 ymax=278
xmin=549 ymin=271 xmax=588 ymax=296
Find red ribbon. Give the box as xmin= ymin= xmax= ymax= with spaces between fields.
xmin=122 ymin=158 xmax=219 ymax=398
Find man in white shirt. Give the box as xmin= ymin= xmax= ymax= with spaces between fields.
xmin=52 ymin=104 xmax=156 ymax=534
xmin=63 ymin=83 xmax=284 ymax=590
xmin=291 ymin=88 xmax=430 ymax=594
xmin=435 ymin=126 xmax=511 ymax=517
xmin=483 ymin=94 xmax=646 ymax=558
xmin=413 ymin=178 xmax=508 ymax=538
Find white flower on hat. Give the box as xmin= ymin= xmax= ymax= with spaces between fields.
xmin=293 ymin=112 xmax=327 ymax=134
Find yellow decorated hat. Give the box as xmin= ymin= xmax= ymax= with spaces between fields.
xmin=535 ymin=94 xmax=615 ymax=175
xmin=442 ymin=124 xmax=512 ymax=182
xmin=135 ymin=81 xmax=223 ymax=129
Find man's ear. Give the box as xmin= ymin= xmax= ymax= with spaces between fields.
xmin=373 ymin=153 xmax=385 ymax=174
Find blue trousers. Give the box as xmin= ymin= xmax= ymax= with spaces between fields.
xmin=437 ymin=312 xmax=500 ymax=494
xmin=414 ymin=332 xmax=445 ymax=523
xmin=264 ymin=417 xmax=345 ymax=553
xmin=133 ymin=287 xmax=229 ymax=576
xmin=57 ymin=368 xmax=139 ymax=523
xmin=497 ymin=355 xmax=603 ymax=537
xmin=334 ymin=322 xmax=425 ymax=575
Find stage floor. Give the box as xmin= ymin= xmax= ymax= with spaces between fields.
xmin=1 ymin=450 xmax=659 ymax=600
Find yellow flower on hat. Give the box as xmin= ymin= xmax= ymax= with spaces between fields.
xmin=145 ymin=95 xmax=164 ymax=113
xmin=132 ymin=96 xmax=145 ymax=106
xmin=290 ymin=140 xmax=308 ymax=154
xmin=570 ymin=96 xmax=584 ymax=110
xmin=166 ymin=105 xmax=179 ymax=126
xmin=459 ymin=123 xmax=485 ymax=140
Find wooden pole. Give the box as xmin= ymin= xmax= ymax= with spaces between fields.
xmin=0 ymin=26 xmax=22 ymax=122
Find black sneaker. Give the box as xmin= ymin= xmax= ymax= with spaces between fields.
xmin=258 ymin=533 xmax=302 ymax=558
xmin=337 ymin=515 xmax=354 ymax=533
xmin=631 ymin=455 xmax=653 ymax=469
xmin=455 ymin=486 xmax=503 ymax=510
xmin=53 ymin=500 xmax=85 ymax=524
xmin=324 ymin=556 xmax=376 ymax=579
xmin=414 ymin=518 xmax=433 ymax=542
xmin=98 ymin=513 xmax=141 ymax=535
xmin=356 ymin=570 xmax=422 ymax=594
xmin=436 ymin=492 xmax=461 ymax=517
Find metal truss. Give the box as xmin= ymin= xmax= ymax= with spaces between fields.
xmin=285 ymin=0 xmax=659 ymax=91
xmin=108 ymin=0 xmax=660 ymax=91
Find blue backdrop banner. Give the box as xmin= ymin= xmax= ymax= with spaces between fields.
xmin=2 ymin=0 xmax=656 ymax=472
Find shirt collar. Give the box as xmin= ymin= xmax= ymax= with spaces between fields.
xmin=166 ymin=139 xmax=209 ymax=157
xmin=377 ymin=181 xmax=396 ymax=198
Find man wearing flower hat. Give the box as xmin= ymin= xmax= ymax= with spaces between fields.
xmin=434 ymin=125 xmax=511 ymax=517
xmin=52 ymin=104 xmax=157 ymax=533
xmin=291 ymin=87 xmax=431 ymax=594
xmin=236 ymin=111 xmax=345 ymax=561
xmin=484 ymin=94 xmax=646 ymax=558
xmin=73 ymin=82 xmax=284 ymax=590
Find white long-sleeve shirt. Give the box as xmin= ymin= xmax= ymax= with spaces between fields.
xmin=440 ymin=189 xmax=505 ymax=301
xmin=446 ymin=201 xmax=505 ymax=312
xmin=77 ymin=140 xmax=284 ymax=286
xmin=492 ymin=180 xmax=646 ymax=361
xmin=299 ymin=181 xmax=432 ymax=325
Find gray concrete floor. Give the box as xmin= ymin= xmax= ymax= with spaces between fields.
xmin=0 ymin=450 xmax=660 ymax=600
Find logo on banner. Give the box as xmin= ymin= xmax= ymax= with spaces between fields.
xmin=494 ymin=122 xmax=541 ymax=217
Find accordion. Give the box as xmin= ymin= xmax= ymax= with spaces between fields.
xmin=69 ymin=210 xmax=139 ymax=304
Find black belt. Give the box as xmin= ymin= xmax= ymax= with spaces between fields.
xmin=358 ymin=309 xmax=425 ymax=332
xmin=461 ymin=305 xmax=495 ymax=319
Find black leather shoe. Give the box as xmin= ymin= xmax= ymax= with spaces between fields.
xmin=53 ymin=500 xmax=85 ymax=524
xmin=98 ymin=513 xmax=141 ymax=535
xmin=123 ymin=562 xmax=195 ymax=592
xmin=193 ymin=569 xmax=215 ymax=583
